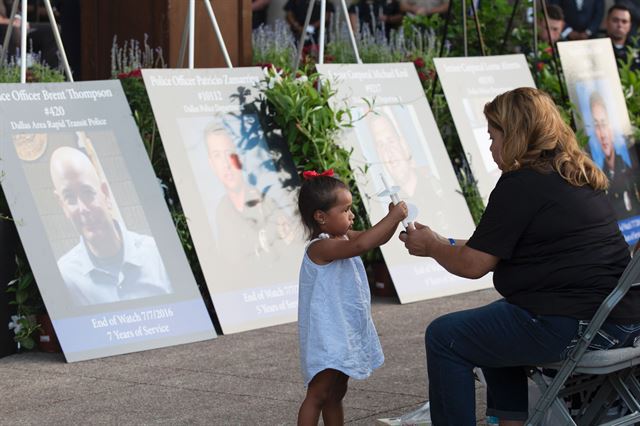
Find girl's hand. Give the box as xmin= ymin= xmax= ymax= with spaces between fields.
xmin=398 ymin=222 xmax=438 ymax=257
xmin=388 ymin=201 xmax=408 ymax=223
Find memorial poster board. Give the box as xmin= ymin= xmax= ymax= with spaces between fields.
xmin=0 ymin=81 xmax=216 ymax=362
xmin=317 ymin=63 xmax=492 ymax=303
xmin=433 ymin=54 xmax=536 ymax=202
xmin=558 ymin=38 xmax=640 ymax=244
xmin=142 ymin=68 xmax=305 ymax=333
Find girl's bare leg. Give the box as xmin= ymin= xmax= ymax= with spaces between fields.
xmin=297 ymin=369 xmax=348 ymax=426
xmin=321 ymin=371 xmax=348 ymax=426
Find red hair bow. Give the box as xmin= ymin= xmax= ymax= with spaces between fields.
xmin=302 ymin=169 xmax=334 ymax=180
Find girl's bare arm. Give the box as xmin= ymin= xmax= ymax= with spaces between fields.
xmin=309 ymin=203 xmax=407 ymax=264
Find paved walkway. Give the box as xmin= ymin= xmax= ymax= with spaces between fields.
xmin=1 ymin=288 xmax=500 ymax=425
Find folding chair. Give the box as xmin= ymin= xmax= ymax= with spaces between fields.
xmin=526 ymin=252 xmax=640 ymax=426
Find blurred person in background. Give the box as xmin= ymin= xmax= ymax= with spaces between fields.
xmin=615 ymin=0 xmax=639 ymax=35
xmin=538 ymin=3 xmax=565 ymax=45
xmin=600 ymin=4 xmax=640 ymax=69
xmin=348 ymin=0 xmax=403 ymax=37
xmin=550 ymin=0 xmax=604 ymax=40
xmin=284 ymin=0 xmax=334 ymax=44
xmin=252 ymin=0 xmax=271 ymax=29
xmin=400 ymin=0 xmax=449 ymax=16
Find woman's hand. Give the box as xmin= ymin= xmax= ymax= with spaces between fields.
xmin=399 ymin=222 xmax=498 ymax=278
xmin=398 ymin=222 xmax=442 ymax=257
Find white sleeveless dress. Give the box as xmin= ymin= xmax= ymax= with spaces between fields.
xmin=298 ymin=233 xmax=384 ymax=385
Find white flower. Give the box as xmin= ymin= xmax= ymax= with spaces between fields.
xmin=262 ymin=65 xmax=284 ymax=90
xmin=296 ymin=74 xmax=308 ymax=83
xmin=8 ymin=315 xmax=22 ymax=335
xmin=271 ymin=65 xmax=283 ymax=77
xmin=271 ymin=65 xmax=283 ymax=81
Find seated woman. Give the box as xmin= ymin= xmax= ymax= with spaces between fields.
xmin=399 ymin=87 xmax=640 ymax=425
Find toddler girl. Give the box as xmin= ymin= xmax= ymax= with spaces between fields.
xmin=296 ymin=170 xmax=407 ymax=425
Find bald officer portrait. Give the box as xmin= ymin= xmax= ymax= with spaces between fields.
xmin=49 ymin=146 xmax=173 ymax=306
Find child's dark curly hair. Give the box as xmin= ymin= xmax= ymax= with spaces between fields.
xmin=298 ymin=175 xmax=349 ymax=239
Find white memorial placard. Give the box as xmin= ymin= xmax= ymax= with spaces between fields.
xmin=142 ymin=68 xmax=305 ymax=334
xmin=0 ymin=81 xmax=216 ymax=362
xmin=317 ymin=63 xmax=491 ymax=303
xmin=558 ymin=39 xmax=640 ymax=244
xmin=433 ymin=54 xmax=536 ymax=202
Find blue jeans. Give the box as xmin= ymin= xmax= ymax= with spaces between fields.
xmin=425 ymin=299 xmax=640 ymax=426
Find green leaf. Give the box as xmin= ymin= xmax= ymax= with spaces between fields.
xmin=19 ymin=336 xmax=35 ymax=350
xmin=16 ymin=291 xmax=28 ymax=305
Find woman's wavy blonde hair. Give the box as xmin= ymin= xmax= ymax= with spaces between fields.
xmin=483 ymin=87 xmax=608 ymax=190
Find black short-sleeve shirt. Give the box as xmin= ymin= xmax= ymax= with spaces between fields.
xmin=467 ymin=168 xmax=639 ymax=323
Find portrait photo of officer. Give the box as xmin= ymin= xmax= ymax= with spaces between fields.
xmin=48 ymin=145 xmax=173 ymax=306
xmin=587 ymin=91 xmax=640 ymax=218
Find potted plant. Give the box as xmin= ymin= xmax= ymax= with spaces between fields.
xmin=258 ymin=65 xmax=369 ymax=228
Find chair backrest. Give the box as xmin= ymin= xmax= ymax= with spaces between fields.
xmin=579 ymin=253 xmax=640 ymax=353
xmin=526 ymin=251 xmax=640 ymax=425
